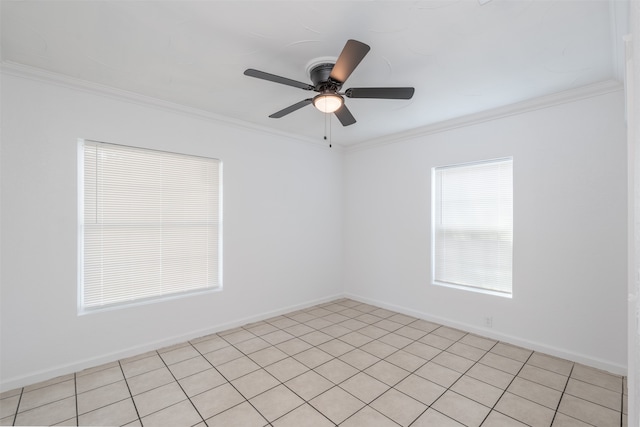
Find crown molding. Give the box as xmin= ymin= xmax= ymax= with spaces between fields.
xmin=345 ymin=79 xmax=624 ymax=153
xmin=1 ymin=61 xmax=339 ymax=152
xmin=1 ymin=61 xmax=621 ymax=155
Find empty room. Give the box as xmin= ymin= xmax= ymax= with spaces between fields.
xmin=1 ymin=1 xmax=639 ymax=426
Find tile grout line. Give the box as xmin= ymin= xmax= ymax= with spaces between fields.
xmin=73 ymin=373 xmax=79 ymax=427
xmin=155 ymin=345 xmax=216 ymax=426
xmin=10 ymin=388 xmax=23 ymax=426
xmin=621 ymin=377 xmax=625 ymax=427
xmin=557 ymin=369 xmax=626 ymax=426
xmin=408 ymin=331 xmax=496 ymax=427
xmin=549 ymin=363 xmax=574 ymax=427
xmin=75 ymin=369 xmax=138 ymax=423
xmin=404 ymin=329 xmax=469 ymax=426
xmin=449 ymin=336 xmax=500 ymax=425
xmin=188 ymin=337 xmax=274 ymax=426
xmin=118 ymin=359 xmax=143 ymax=426
xmin=478 ymin=346 xmax=536 ymax=426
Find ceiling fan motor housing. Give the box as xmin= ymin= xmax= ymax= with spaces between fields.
xmin=309 ymin=63 xmax=341 ymax=92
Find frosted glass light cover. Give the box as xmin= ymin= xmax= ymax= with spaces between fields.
xmin=313 ymin=94 xmax=343 ymax=113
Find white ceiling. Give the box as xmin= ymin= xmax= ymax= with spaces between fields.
xmin=1 ymin=0 xmax=627 ymax=147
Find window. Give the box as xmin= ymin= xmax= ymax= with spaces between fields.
xmin=432 ymin=158 xmax=513 ymax=297
xmin=79 ymin=140 xmax=222 ymax=312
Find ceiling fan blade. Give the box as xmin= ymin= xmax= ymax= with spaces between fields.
xmin=334 ymin=104 xmax=356 ymax=126
xmin=269 ymin=99 xmax=313 ymax=118
xmin=345 ymin=87 xmax=415 ymax=99
xmin=329 ymin=39 xmax=371 ymax=84
xmin=244 ymin=69 xmax=314 ymax=91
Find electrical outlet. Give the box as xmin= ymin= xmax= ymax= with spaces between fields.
xmin=484 ymin=316 xmax=493 ymax=328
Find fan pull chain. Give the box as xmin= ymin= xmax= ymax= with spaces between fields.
xmin=323 ymin=113 xmax=332 ymax=148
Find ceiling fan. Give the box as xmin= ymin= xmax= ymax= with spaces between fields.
xmin=244 ymin=39 xmax=415 ymax=126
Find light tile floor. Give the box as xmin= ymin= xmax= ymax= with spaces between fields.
xmin=0 ymin=299 xmax=628 ymax=426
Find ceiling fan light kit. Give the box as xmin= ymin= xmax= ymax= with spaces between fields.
xmin=313 ymin=93 xmax=344 ymax=113
xmin=244 ymin=39 xmax=415 ymax=127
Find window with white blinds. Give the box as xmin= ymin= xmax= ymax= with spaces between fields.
xmin=79 ymin=140 xmax=222 ymax=311
xmin=432 ymin=158 xmax=513 ymax=297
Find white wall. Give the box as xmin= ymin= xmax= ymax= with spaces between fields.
xmin=343 ymin=88 xmax=628 ymax=373
xmin=0 ymin=71 xmax=344 ymax=391
xmin=0 ymin=69 xmax=629 ymax=391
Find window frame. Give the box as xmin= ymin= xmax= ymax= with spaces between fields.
xmin=431 ymin=157 xmax=513 ymax=298
xmin=77 ymin=139 xmax=223 ymax=314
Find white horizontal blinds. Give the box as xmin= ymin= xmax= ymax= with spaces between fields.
xmin=82 ymin=141 xmax=220 ymax=309
xmin=434 ymin=158 xmax=513 ymax=294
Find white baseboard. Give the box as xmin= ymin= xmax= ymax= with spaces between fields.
xmin=0 ymin=293 xmax=343 ymax=393
xmin=3 ymin=291 xmax=626 ymax=392
xmin=344 ymin=293 xmax=627 ymax=376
